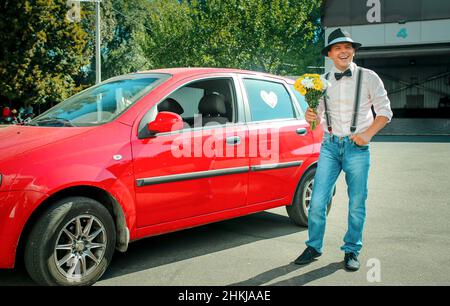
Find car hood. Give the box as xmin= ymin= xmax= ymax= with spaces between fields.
xmin=0 ymin=125 xmax=95 ymax=162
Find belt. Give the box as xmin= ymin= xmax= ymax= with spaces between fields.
xmin=324 ymin=133 xmax=351 ymax=142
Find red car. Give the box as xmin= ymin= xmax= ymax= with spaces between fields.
xmin=0 ymin=68 xmax=332 ymax=285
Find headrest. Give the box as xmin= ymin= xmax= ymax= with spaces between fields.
xmin=158 ymin=98 xmax=184 ymax=115
xmin=198 ymin=94 xmax=227 ymax=116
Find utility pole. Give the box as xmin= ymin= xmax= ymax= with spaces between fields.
xmin=67 ymin=0 xmax=102 ymax=84
xmin=95 ymin=0 xmax=101 ymax=84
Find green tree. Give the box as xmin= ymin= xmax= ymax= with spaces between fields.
xmin=286 ymin=2 xmax=325 ymax=75
xmin=80 ymin=0 xmax=153 ymax=82
xmin=0 ymin=0 xmax=89 ymax=106
xmin=142 ymin=0 xmax=196 ymax=68
xmin=78 ymin=0 xmax=116 ymax=84
xmin=102 ymin=0 xmax=151 ymax=79
xmin=143 ymin=0 xmax=324 ymax=75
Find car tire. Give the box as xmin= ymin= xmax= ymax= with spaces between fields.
xmin=286 ymin=167 xmax=332 ymax=227
xmin=24 ymin=197 xmax=116 ymax=286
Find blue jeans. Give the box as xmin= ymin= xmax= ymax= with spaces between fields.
xmin=306 ymin=133 xmax=371 ymax=255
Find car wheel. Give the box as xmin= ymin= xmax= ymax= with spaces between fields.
xmin=24 ymin=197 xmax=116 ymax=286
xmin=286 ymin=167 xmax=332 ymax=227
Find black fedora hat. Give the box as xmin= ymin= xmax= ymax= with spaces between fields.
xmin=321 ymin=28 xmax=362 ymax=57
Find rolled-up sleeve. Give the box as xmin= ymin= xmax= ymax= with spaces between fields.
xmin=369 ymin=70 xmax=393 ymax=122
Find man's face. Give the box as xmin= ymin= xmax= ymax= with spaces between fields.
xmin=328 ymin=42 xmax=355 ymax=71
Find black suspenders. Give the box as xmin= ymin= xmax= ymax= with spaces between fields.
xmin=351 ymin=68 xmax=363 ymax=133
xmin=323 ymin=72 xmax=332 ymax=133
xmin=323 ymin=67 xmax=363 ymax=135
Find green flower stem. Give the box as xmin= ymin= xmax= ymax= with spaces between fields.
xmin=311 ymin=108 xmax=317 ymax=130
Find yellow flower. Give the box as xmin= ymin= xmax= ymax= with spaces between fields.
xmin=313 ymin=77 xmax=324 ymax=90
xmin=295 ymin=73 xmax=325 ymax=96
xmin=294 ymin=78 xmax=304 ymax=91
xmin=313 ymin=79 xmax=323 ymax=90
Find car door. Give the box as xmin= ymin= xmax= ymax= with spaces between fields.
xmin=238 ymin=76 xmax=314 ymax=206
xmin=131 ymin=75 xmax=250 ymax=228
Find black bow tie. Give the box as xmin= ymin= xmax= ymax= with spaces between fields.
xmin=335 ymin=69 xmax=352 ymax=81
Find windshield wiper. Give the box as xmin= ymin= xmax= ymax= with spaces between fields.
xmin=32 ymin=117 xmax=77 ymax=127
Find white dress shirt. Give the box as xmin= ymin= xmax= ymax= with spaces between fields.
xmin=317 ymin=62 xmax=393 ymax=137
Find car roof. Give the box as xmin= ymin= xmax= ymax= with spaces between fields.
xmin=134 ymin=67 xmax=295 ymax=84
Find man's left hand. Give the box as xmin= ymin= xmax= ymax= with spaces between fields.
xmin=350 ymin=132 xmax=372 ymax=146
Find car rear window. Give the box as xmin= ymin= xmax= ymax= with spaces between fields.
xmin=243 ymin=79 xmax=295 ymax=122
xmin=290 ymin=85 xmax=308 ymax=113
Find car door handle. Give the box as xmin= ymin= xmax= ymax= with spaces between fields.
xmin=296 ymin=128 xmax=307 ymax=136
xmin=226 ymin=136 xmax=241 ymax=145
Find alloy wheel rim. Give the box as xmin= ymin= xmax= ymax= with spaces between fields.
xmin=302 ymin=179 xmax=314 ymax=217
xmin=54 ymin=215 xmax=107 ymax=281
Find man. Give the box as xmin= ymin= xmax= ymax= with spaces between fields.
xmin=294 ymin=28 xmax=393 ymax=271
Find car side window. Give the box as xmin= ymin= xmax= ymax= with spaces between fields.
xmin=139 ymin=78 xmax=237 ymax=138
xmin=167 ymin=86 xmax=204 ymax=121
xmin=290 ymin=84 xmax=307 ymax=119
xmin=243 ymin=79 xmax=295 ymax=122
xmin=160 ymin=78 xmax=236 ymax=129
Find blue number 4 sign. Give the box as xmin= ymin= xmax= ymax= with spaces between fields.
xmin=397 ymin=28 xmax=408 ymax=39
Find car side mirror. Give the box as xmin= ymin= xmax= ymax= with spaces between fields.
xmin=148 ymin=111 xmax=184 ymax=136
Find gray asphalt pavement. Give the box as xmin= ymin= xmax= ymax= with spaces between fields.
xmin=1 ymin=136 xmax=450 ymax=286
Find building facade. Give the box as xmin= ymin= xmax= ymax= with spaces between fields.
xmin=322 ymin=0 xmax=450 ymax=119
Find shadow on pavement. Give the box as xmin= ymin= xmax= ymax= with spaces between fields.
xmin=229 ymin=263 xmax=303 ymax=286
xmin=0 ymin=262 xmax=34 ymax=286
xmin=229 ymin=262 xmax=343 ymax=286
xmin=101 ymin=211 xmax=304 ymax=282
xmin=270 ymin=262 xmax=343 ymax=286
xmin=0 ymin=210 xmax=304 ymax=286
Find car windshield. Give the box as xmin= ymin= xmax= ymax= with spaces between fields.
xmin=29 ymin=74 xmax=169 ymax=127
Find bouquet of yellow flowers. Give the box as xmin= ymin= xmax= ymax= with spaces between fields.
xmin=294 ymin=73 xmax=328 ymax=130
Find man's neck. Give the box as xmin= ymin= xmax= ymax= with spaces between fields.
xmin=334 ymin=62 xmax=353 ymax=72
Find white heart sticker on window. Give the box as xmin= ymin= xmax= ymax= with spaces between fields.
xmin=260 ymin=90 xmax=278 ymax=109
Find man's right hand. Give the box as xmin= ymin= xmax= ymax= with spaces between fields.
xmin=305 ymin=108 xmax=319 ymax=125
